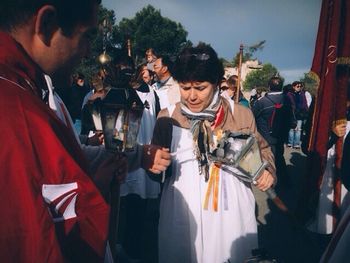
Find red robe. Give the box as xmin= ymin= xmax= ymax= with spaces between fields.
xmin=0 ymin=32 xmax=109 ymax=262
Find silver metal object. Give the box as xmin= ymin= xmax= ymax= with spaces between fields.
xmin=209 ymin=131 xmax=269 ymax=183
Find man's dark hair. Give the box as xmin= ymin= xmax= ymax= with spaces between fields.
xmin=283 ymin=84 xmax=293 ymax=94
xmin=77 ymin=73 xmax=85 ymax=80
xmin=158 ymin=55 xmax=174 ymax=74
xmin=268 ymin=76 xmax=283 ymax=92
xmin=0 ymin=0 xmax=101 ymax=35
xmin=173 ymin=43 xmax=224 ymax=85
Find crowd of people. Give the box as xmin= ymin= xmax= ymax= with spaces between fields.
xmin=1 ymin=0 xmax=349 ymax=263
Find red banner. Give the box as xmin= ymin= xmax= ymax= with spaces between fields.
xmin=299 ymin=0 xmax=350 ymax=227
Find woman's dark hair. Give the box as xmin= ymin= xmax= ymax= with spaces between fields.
xmin=173 ymin=43 xmax=224 ymax=85
xmin=0 ymin=0 xmax=101 ymax=35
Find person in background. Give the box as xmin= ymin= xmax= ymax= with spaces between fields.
xmin=221 ymin=74 xmax=250 ymax=107
xmin=320 ymin=83 xmax=350 ymax=263
xmin=249 ymin=87 xmax=262 ymax=107
xmin=69 ymin=72 xmax=91 ymax=134
xmin=287 ymin=81 xmax=309 ymax=149
xmin=303 ymin=83 xmax=313 ymax=108
xmin=252 ymin=76 xmax=295 ymax=186
xmin=219 ymin=77 xmax=228 ymax=91
xmin=149 ymin=43 xmax=275 ymax=263
xmin=81 ymin=68 xmax=107 ymax=109
xmin=141 ymin=64 xmax=156 ymax=87
xmin=152 ymin=54 xmax=181 ymax=110
xmin=118 ymin=64 xmax=161 ymax=262
xmin=298 ymin=80 xmax=350 ymax=263
xmin=145 ymin=48 xmax=158 ymax=72
xmin=283 ymin=83 xmax=293 ymax=95
xmin=304 ymin=82 xmax=350 ymax=237
xmin=80 ymin=72 xmax=108 ymax=141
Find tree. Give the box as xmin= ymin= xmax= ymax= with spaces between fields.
xmin=243 ymin=63 xmax=281 ymax=91
xmin=300 ymin=72 xmax=318 ymax=97
xmin=114 ymin=5 xmax=191 ymax=63
xmin=74 ymin=6 xmax=119 ymax=79
xmin=74 ymin=5 xmax=191 ymax=80
xmin=232 ymin=41 xmax=266 ymax=67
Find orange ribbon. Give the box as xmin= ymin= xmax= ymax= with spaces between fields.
xmin=203 ymin=164 xmax=220 ymax=211
xmin=203 ymin=130 xmax=223 ymax=212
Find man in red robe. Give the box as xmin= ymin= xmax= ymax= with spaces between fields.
xmin=0 ymin=1 xmax=115 ymax=262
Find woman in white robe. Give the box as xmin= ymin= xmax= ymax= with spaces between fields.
xmin=149 ymin=44 xmax=276 ymax=263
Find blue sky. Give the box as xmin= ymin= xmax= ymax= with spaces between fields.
xmin=103 ymin=0 xmax=322 ymax=84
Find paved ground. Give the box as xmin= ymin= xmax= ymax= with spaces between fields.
xmin=252 ymin=146 xmax=331 ymax=263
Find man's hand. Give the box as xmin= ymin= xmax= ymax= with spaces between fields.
xmin=255 ymin=170 xmax=274 ymax=192
xmin=142 ymin=145 xmax=171 ymax=174
xmin=332 ymin=122 xmax=347 ymax=138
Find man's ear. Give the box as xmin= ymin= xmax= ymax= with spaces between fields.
xmin=162 ymin=65 xmax=168 ymax=74
xmin=35 ymin=5 xmax=58 ymax=46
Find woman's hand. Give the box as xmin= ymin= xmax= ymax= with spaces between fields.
xmin=142 ymin=145 xmax=171 ymax=174
xmin=255 ymin=170 xmax=274 ymax=192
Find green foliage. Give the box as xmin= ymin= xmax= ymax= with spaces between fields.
xmin=243 ymin=63 xmax=282 ymax=91
xmin=75 ymin=4 xmax=191 ymax=81
xmin=74 ymin=6 xmax=118 ymax=80
xmin=300 ymin=72 xmax=318 ymax=97
xmin=221 ymin=58 xmax=233 ymax=67
xmin=114 ymin=5 xmax=191 ymax=64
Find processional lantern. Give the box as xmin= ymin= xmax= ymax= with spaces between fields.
xmin=91 ymin=87 xmax=144 ymax=152
xmin=210 ymin=131 xmax=291 ymax=213
xmin=209 ymin=131 xmax=269 ymax=183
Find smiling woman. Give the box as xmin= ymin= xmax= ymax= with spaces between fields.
xmin=149 ymin=43 xmax=276 ymax=263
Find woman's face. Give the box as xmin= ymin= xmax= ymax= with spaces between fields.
xmin=179 ymin=81 xmax=216 ymax=113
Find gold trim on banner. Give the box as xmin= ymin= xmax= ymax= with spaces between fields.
xmin=307 ymin=71 xmax=320 ymax=152
xmin=337 ymin=57 xmax=350 ymax=65
xmin=308 ymin=71 xmax=320 ymax=85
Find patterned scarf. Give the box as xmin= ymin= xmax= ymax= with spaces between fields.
xmin=180 ymin=89 xmax=222 ymax=181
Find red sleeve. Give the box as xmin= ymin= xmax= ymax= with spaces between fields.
xmin=0 ymin=82 xmax=109 ymax=262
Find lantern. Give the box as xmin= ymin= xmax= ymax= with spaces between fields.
xmin=92 ymin=86 xmax=144 ymax=152
xmin=209 ymin=132 xmax=269 ymax=183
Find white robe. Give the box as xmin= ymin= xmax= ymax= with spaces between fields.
xmin=158 ymin=125 xmax=257 ymax=263
xmin=308 ymin=122 xmax=350 ymax=234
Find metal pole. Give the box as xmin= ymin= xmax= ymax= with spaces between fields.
xmin=109 ymin=179 xmax=120 ymax=262
xmin=127 ymin=39 xmax=132 ymax=57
